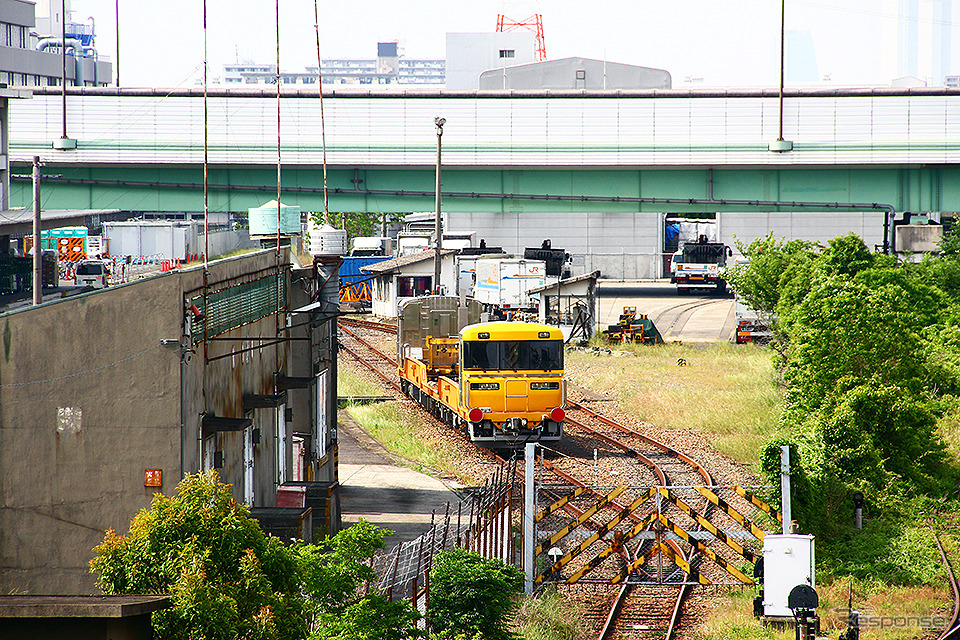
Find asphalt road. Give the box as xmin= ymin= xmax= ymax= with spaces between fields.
xmin=597 ymin=280 xmax=736 ymax=343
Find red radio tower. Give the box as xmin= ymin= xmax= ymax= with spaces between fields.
xmin=495 ymin=14 xmax=546 ymax=61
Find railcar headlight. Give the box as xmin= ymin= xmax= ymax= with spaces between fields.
xmin=468 ymin=408 xmax=484 ymax=422
xmin=530 ymin=382 xmax=560 ymax=390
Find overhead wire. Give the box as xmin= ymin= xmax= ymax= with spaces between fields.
xmin=0 ymin=342 xmax=163 ymax=387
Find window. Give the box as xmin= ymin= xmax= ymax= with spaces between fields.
xmin=576 ymin=70 xmax=586 ymax=80
xmin=397 ymin=276 xmax=432 ymax=297
xmin=499 ymin=49 xmax=515 ymax=59
xmin=462 ymin=340 xmax=563 ymax=371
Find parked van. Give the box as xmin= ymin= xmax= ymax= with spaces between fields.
xmin=75 ymin=260 xmax=109 ymax=289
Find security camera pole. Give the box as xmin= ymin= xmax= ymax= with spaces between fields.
xmin=433 ymin=116 xmax=445 ymax=293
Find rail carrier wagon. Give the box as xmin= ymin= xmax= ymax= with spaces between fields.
xmin=397 ymin=296 xmax=566 ymax=446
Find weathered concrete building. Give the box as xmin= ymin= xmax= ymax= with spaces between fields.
xmin=0 ymin=249 xmax=339 ymax=595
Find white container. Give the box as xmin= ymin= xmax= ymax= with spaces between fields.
xmin=762 ymin=534 xmax=816 ymax=618
xmin=472 ymin=258 xmax=546 ymax=311
xmin=309 ymin=223 xmax=347 ymax=257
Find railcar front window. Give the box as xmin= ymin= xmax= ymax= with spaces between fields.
xmin=463 ymin=340 xmax=563 ymax=371
xmin=526 ymin=341 xmax=562 ymax=370
xmin=463 ymin=341 xmax=499 ymax=369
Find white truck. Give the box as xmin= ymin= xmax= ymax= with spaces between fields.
xmin=734 ymin=299 xmax=773 ymax=344
xmin=674 ymin=237 xmax=733 ymax=294
xmin=471 ymin=258 xmax=549 ymax=316
xmin=349 ymin=236 xmax=392 ymax=256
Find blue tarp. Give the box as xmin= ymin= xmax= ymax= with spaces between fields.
xmin=340 ymin=256 xmax=387 ymax=285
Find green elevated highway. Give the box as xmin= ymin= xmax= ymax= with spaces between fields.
xmin=6 ymin=88 xmax=959 ymax=218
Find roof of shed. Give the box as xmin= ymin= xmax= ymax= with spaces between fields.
xmin=361 ymin=248 xmax=458 ymax=274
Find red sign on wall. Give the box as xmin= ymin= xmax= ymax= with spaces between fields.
xmin=144 ymin=469 xmax=163 ymax=487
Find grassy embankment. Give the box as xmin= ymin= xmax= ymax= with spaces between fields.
xmin=338 ymin=365 xmax=482 ymax=482
xmin=565 ymin=341 xmax=781 ymax=464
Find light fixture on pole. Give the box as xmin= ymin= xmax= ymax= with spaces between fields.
xmin=115 ymin=0 xmax=119 ymax=86
xmin=769 ymin=0 xmax=793 ymax=152
xmin=433 ymin=116 xmax=445 ymax=293
xmin=53 ymin=0 xmax=76 ymax=150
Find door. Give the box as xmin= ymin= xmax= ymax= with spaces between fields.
xmin=277 ymin=404 xmax=288 ymax=485
xmin=505 ymin=379 xmax=528 ymax=413
xmin=244 ymin=425 xmax=255 ymax=506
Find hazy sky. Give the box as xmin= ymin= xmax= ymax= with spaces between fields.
xmin=66 ymin=0 xmax=958 ymax=88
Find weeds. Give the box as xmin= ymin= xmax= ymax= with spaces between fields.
xmin=566 ymin=342 xmax=782 ymax=465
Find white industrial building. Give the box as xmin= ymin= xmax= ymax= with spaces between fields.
xmin=103 ymin=220 xmax=253 ymax=262
xmin=0 ymin=0 xmax=112 ymax=88
xmin=445 ymin=32 xmax=537 ymax=90
xmin=478 ymin=57 xmax=671 ymax=91
xmin=362 ymin=249 xmax=458 ymax=318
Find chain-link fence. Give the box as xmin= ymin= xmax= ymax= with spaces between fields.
xmin=371 ymin=460 xmax=517 ymax=606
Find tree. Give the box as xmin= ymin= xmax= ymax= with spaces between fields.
xmin=722 ymin=234 xmax=818 ymax=361
xmin=939 ymin=221 xmax=960 ymax=257
xmin=294 ymin=519 xmax=419 ymax=640
xmin=90 ymin=472 xmax=420 ymax=640
xmin=428 ymin=548 xmax=524 ymax=640
xmin=312 ymin=596 xmax=421 ymax=640
xmin=781 ymin=277 xmax=930 ymax=416
xmin=90 ymin=471 xmax=305 ymax=640
xmin=819 ymin=233 xmax=874 ymax=276
xmin=308 ymin=211 xmax=403 ymax=242
xmin=816 ymin=382 xmax=950 ymax=494
xmin=723 ymin=233 xmax=816 ymax=321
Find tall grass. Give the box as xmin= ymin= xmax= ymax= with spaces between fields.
xmin=343 ymin=401 xmax=481 ymax=483
xmin=337 ymin=366 xmax=384 ymax=398
xmin=567 ymin=343 xmax=782 ymax=465
xmin=511 ymin=588 xmax=588 ymax=640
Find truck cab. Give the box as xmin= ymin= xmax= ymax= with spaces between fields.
xmin=674 ymin=236 xmax=732 ymax=294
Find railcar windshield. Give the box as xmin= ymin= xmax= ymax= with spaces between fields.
xmin=462 ymin=340 xmax=563 ymax=371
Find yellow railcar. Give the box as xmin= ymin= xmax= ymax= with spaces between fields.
xmin=397 ymin=297 xmax=565 ymax=446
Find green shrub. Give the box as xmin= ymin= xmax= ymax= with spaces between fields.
xmin=428 ymin=548 xmax=524 ymax=640
xmin=90 ymin=471 xmax=306 ymax=640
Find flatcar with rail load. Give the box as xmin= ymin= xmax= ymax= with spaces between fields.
xmin=397 ymin=296 xmax=565 ymax=446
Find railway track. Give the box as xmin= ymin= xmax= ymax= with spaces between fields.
xmin=339 ymin=316 xmax=398 ymax=334
xmin=931 ymin=517 xmax=960 ymax=640
xmin=338 ymin=322 xmax=403 ymax=395
xmin=651 ymin=298 xmax=728 ymax=341
xmin=336 ymin=317 xmax=765 ymax=639
xmin=553 ymin=400 xmax=720 ymax=640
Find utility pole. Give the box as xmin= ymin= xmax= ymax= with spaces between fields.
xmin=523 ymin=441 xmax=535 ymax=594
xmin=32 ymin=156 xmax=42 ymax=306
xmin=433 ymin=116 xmax=445 ymax=293
xmin=115 ymin=0 xmax=120 ymax=86
xmin=780 ymin=445 xmax=792 ymax=535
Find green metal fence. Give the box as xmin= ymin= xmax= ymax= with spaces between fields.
xmin=190 ymin=274 xmax=286 ymax=344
